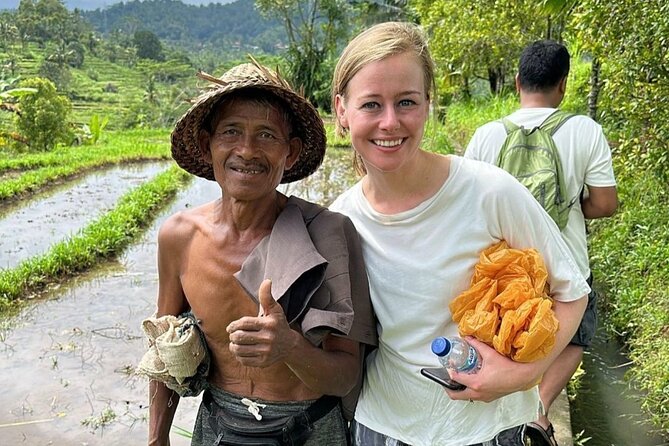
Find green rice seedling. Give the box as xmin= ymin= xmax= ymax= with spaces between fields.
xmin=0 ymin=166 xmax=191 ymax=309
xmin=172 ymin=425 xmax=193 ymax=439
xmin=0 ymin=129 xmax=172 ymax=201
xmin=81 ymin=407 xmax=117 ymax=431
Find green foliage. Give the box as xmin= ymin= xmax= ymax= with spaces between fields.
xmin=15 ymin=76 xmax=72 ymax=151
xmin=0 ymin=81 xmax=37 ymax=102
xmin=415 ymin=0 xmax=549 ymax=98
xmin=79 ymin=113 xmax=109 ymax=145
xmin=323 ymin=119 xmax=350 ymax=149
xmin=0 ymin=12 xmax=19 ymax=51
xmin=66 ymin=41 xmax=86 ymax=68
xmin=82 ymin=0 xmax=283 ymax=59
xmin=437 ymin=94 xmax=517 ymax=153
xmin=559 ymin=52 xmax=590 ymax=115
xmin=570 ymin=0 xmax=669 ymax=182
xmin=16 ymin=0 xmax=92 ymax=49
xmin=588 ymin=168 xmax=669 ymax=435
xmin=255 ymin=0 xmax=349 ymax=111
xmin=38 ymin=59 xmax=71 ymax=89
xmin=0 ymin=128 xmax=171 ymax=200
xmin=134 ymin=30 xmax=164 ymax=61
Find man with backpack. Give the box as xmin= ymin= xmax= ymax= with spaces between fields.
xmin=464 ymin=40 xmax=617 ymax=446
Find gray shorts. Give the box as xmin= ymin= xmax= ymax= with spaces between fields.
xmin=191 ymin=387 xmax=348 ymax=446
xmin=351 ymin=420 xmax=525 ymax=446
xmin=569 ymin=274 xmax=598 ymax=348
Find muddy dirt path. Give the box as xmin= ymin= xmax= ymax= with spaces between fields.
xmin=0 ymin=161 xmax=171 ymax=270
xmin=0 ymin=150 xmax=355 ymax=445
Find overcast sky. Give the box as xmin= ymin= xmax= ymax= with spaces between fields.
xmin=1 ymin=0 xmax=236 ymax=11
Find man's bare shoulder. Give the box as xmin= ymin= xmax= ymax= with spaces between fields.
xmin=158 ymin=201 xmax=216 ymax=246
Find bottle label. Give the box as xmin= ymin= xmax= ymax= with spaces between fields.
xmin=462 ymin=346 xmax=479 ymax=373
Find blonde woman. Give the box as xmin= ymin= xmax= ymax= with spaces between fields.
xmin=330 ymin=22 xmax=589 ymax=446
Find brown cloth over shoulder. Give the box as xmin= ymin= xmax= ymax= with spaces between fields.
xmin=449 ymin=240 xmax=559 ymax=363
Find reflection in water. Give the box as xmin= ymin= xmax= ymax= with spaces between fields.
xmin=0 ymin=161 xmax=170 ymax=269
xmin=570 ymin=325 xmax=668 ymax=446
xmin=279 ymin=147 xmax=357 ymax=206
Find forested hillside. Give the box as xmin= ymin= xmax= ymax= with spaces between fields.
xmin=82 ymin=0 xmax=284 ymax=54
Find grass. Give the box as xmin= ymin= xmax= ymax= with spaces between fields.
xmin=0 ymin=165 xmax=191 ymax=312
xmin=437 ymin=94 xmax=517 ymax=154
xmin=323 ymin=117 xmax=351 ymax=148
xmin=0 ymin=128 xmax=171 ymax=201
xmin=587 ymin=167 xmax=669 ymax=434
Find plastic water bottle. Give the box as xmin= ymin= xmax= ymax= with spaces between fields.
xmin=431 ymin=336 xmax=481 ymax=373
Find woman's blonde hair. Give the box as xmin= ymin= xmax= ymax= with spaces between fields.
xmin=331 ymin=22 xmax=437 ymax=174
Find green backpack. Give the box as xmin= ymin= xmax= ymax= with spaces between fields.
xmin=496 ymin=110 xmax=574 ymax=230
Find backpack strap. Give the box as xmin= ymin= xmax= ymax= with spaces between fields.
xmin=539 ymin=110 xmax=575 ymax=136
xmin=499 ymin=118 xmax=519 ymax=135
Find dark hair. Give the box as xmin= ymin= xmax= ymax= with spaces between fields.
xmin=518 ymin=40 xmax=570 ymax=92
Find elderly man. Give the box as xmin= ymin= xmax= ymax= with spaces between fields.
xmin=146 ymin=61 xmax=376 ymax=446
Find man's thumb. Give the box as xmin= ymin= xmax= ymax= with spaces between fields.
xmin=258 ymin=279 xmax=277 ymax=316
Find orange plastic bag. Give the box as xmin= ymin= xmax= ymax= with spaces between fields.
xmin=449 ymin=240 xmax=558 ymax=362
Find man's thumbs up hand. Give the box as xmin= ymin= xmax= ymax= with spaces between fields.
xmin=227 ymin=278 xmax=298 ymax=367
xmin=258 ymin=279 xmax=278 ymax=317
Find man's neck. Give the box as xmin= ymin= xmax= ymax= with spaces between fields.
xmin=518 ymin=87 xmax=563 ymax=109
xmin=519 ymin=93 xmax=560 ymax=109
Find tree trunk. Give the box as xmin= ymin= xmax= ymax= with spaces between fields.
xmin=462 ymin=76 xmax=471 ymax=100
xmin=488 ymin=67 xmax=504 ymax=96
xmin=588 ymin=57 xmax=601 ymax=121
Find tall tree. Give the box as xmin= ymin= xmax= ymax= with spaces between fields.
xmin=572 ymin=0 xmax=669 ymax=180
xmin=255 ymin=0 xmax=349 ymax=110
xmin=414 ymin=0 xmax=551 ymax=98
xmin=0 ymin=12 xmax=19 ymax=51
xmin=134 ymin=29 xmax=165 ymax=61
xmin=350 ymin=0 xmax=413 ymax=26
xmin=15 ymin=77 xmax=72 ymax=151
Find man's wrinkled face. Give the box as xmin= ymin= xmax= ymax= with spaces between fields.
xmin=198 ymin=97 xmax=302 ymax=201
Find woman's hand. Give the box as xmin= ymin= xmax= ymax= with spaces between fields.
xmin=444 ymin=337 xmax=543 ymax=403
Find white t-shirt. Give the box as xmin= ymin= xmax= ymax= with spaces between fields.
xmin=330 ymin=156 xmax=589 ymax=446
xmin=465 ymin=108 xmax=617 ymax=277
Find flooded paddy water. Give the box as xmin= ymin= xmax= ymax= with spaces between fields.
xmin=0 ymin=148 xmax=666 ymax=445
xmin=0 ymin=161 xmax=170 ymax=269
xmin=0 ymin=173 xmax=220 ymax=445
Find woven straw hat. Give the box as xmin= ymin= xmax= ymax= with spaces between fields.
xmin=171 ymin=60 xmax=326 ymax=183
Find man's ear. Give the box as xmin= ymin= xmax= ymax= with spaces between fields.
xmin=559 ymin=76 xmax=568 ymax=94
xmin=198 ymin=129 xmax=213 ymax=164
xmin=334 ymin=94 xmax=348 ymax=129
xmin=284 ymin=137 xmax=303 ymax=171
xmin=515 ymin=73 xmax=521 ymax=93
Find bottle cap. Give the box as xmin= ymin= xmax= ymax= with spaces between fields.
xmin=431 ymin=337 xmax=452 ymax=356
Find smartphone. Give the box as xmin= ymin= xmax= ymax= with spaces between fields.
xmin=420 ymin=367 xmax=466 ymax=391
